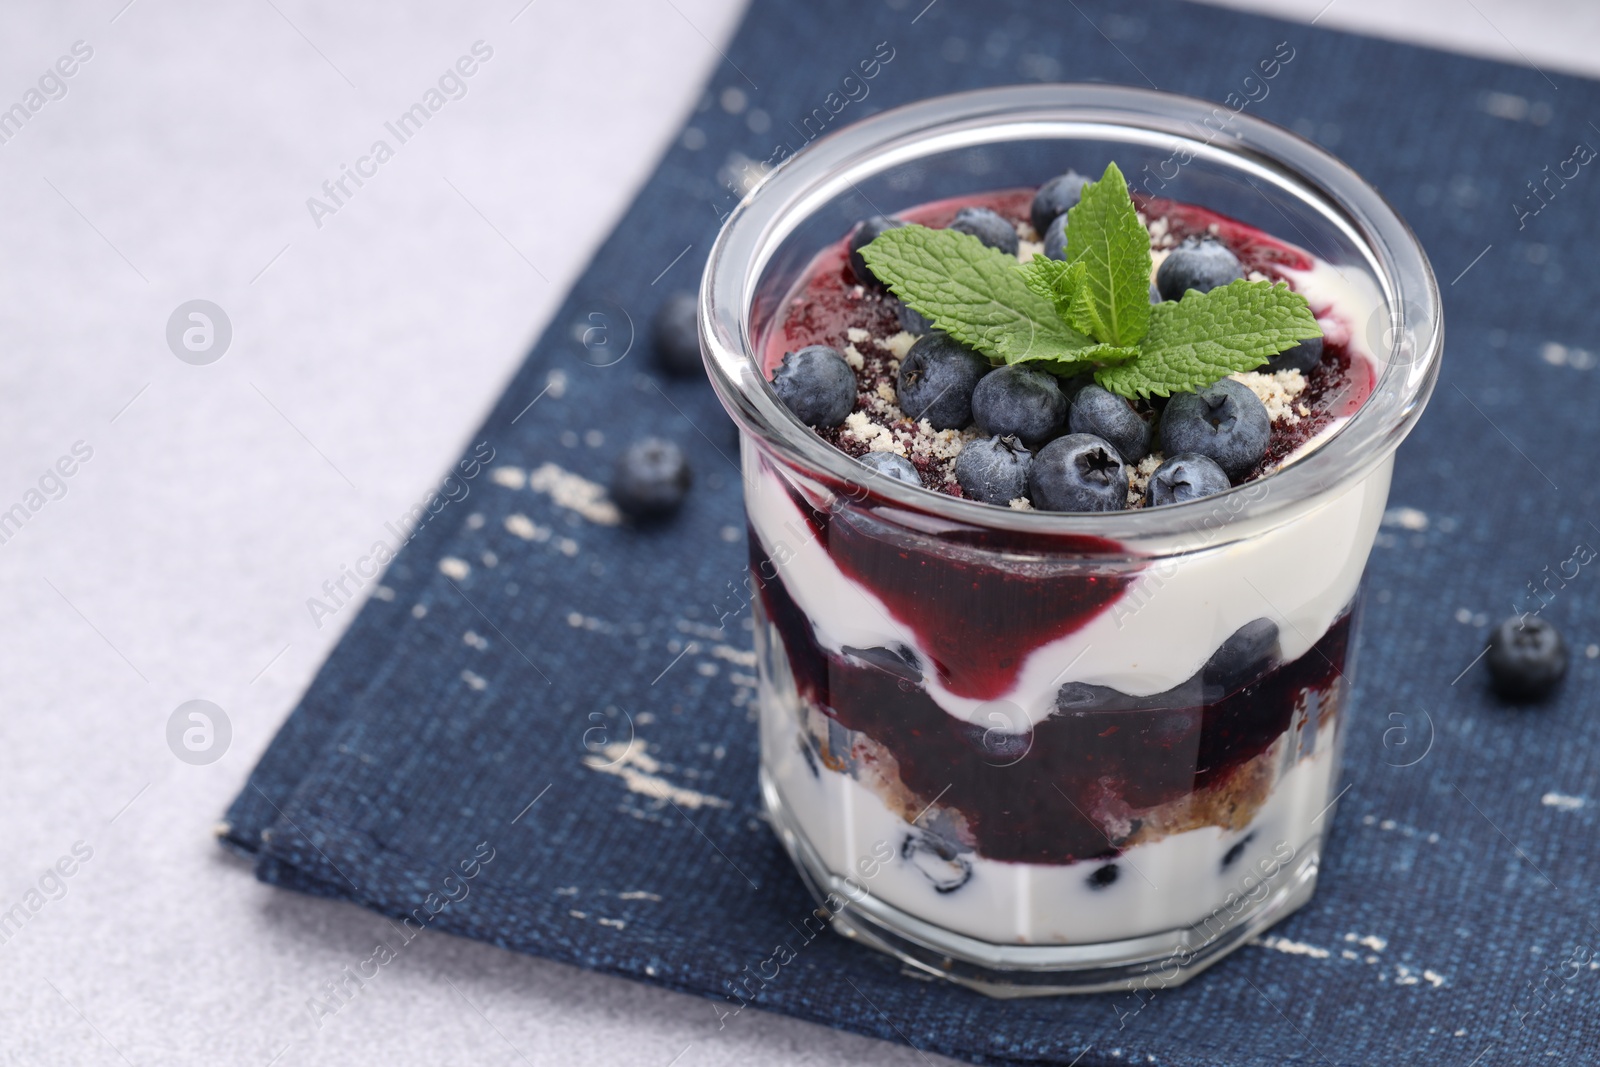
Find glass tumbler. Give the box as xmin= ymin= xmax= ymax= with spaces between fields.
xmin=700 ymin=85 xmax=1440 ymax=995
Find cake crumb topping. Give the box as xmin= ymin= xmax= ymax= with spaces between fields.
xmin=877 ymin=330 xmax=917 ymax=359
xmin=1008 ymin=497 xmax=1034 ymax=510
xmin=1230 ymin=369 xmax=1308 ymax=424
xmin=846 ymin=326 xmax=871 ymax=344
xmin=1125 ymin=453 xmax=1165 ymax=509
xmin=842 ymin=343 xmax=866 ymax=370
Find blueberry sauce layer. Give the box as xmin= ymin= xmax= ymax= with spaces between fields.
xmin=776 ymin=481 xmax=1128 ymax=701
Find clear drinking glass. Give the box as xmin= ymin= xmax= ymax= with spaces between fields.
xmin=700 ymin=85 xmax=1441 ymax=995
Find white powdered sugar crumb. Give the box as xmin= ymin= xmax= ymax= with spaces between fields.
xmin=842 ymin=343 xmax=866 ymax=370
xmin=874 ymin=381 xmax=898 ymax=405
xmin=1146 ymin=214 xmax=1172 ymax=248
xmin=1230 ymin=369 xmax=1308 ymax=424
xmin=1016 ymin=238 xmax=1044 ymax=261
xmin=841 ymin=411 xmax=900 ymax=454
xmin=920 ymin=424 xmax=969 ymax=461
xmin=877 ymin=331 xmax=917 ymax=359
xmin=1125 ymin=453 xmax=1165 ymax=509
xmin=846 ymin=326 xmax=871 ymax=344
xmin=1297 ymin=402 xmax=1311 ymax=417
xmin=1246 ymin=269 xmax=1270 ymax=283
xmin=1017 ymin=220 xmax=1040 ymax=243
xmin=1008 ymin=497 xmax=1034 ymax=510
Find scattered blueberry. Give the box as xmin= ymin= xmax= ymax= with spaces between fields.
xmin=848 ymin=215 xmax=904 ymax=287
xmin=954 ymin=434 xmax=1032 ymax=505
xmin=1205 ymin=618 xmax=1280 ymax=692
xmin=1031 ymin=170 xmax=1090 ymax=235
xmin=949 ymin=206 xmax=1019 ymax=256
xmin=902 ymin=829 xmax=972 ymax=893
xmin=1486 ymin=615 xmax=1567 ymax=701
xmin=1267 ymin=334 xmax=1323 ymax=375
xmin=896 ymin=333 xmax=990 ymax=429
xmin=857 ymin=450 xmax=922 ymax=486
xmin=971 ymin=364 xmax=1067 ymax=448
xmin=1029 ymin=434 xmax=1128 ymax=512
xmin=1069 ymin=384 xmax=1151 ymax=463
xmin=1087 ymin=863 xmax=1120 ymax=890
xmin=1144 ymin=453 xmax=1231 ymax=507
xmin=897 ymin=300 xmax=934 ymax=335
xmin=772 ymin=344 xmax=856 ymax=427
xmin=1156 ymin=235 xmax=1245 ymax=301
xmin=1159 ymin=378 xmax=1271 ymax=481
xmin=651 ymin=291 xmax=701 ymax=377
xmin=1042 ymin=212 xmax=1068 ymax=261
xmin=612 ymin=437 xmax=691 ymax=519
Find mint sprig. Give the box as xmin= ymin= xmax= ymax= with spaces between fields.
xmin=858 ymin=162 xmax=1323 ymax=399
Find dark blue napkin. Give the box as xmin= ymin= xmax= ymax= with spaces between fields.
xmin=223 ymin=0 xmax=1600 ymax=1062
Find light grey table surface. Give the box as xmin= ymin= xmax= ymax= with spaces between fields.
xmin=0 ymin=1 xmax=1592 ymax=1064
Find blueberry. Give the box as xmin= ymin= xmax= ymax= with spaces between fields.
xmin=897 ymin=300 xmax=934 ymax=335
xmin=857 ymin=450 xmax=921 ymax=486
xmin=902 ymin=829 xmax=971 ymax=893
xmin=612 ymin=437 xmax=691 ymax=519
xmin=772 ymin=344 xmax=856 ymax=427
xmin=842 ymin=644 xmax=922 ymax=684
xmin=1087 ymin=863 xmax=1119 ymax=890
xmin=953 ymin=435 xmax=1031 ymax=505
xmin=1042 ymin=213 xmax=1068 ymax=261
xmin=1204 ymin=618 xmax=1280 ymax=692
xmin=848 ymin=215 xmax=904 ymax=287
xmin=651 ymin=291 xmax=701 ymax=377
xmin=1069 ymin=384 xmax=1151 ymax=463
xmin=970 ymin=364 xmax=1067 ymax=449
xmin=1055 ymin=681 xmax=1137 ymax=713
xmin=948 ymin=206 xmax=1018 ymax=256
xmin=1267 ymin=334 xmax=1323 ymax=375
xmin=1159 ymin=378 xmax=1271 ymax=481
xmin=1031 ymin=170 xmax=1090 ymax=235
xmin=1156 ymin=235 xmax=1245 ymax=301
xmin=896 ymin=333 xmax=989 ymax=429
xmin=1486 ymin=615 xmax=1567 ymax=701
xmin=1221 ymin=832 xmax=1255 ymax=870
xmin=1144 ymin=453 xmax=1231 ymax=507
xmin=1028 ymin=433 xmax=1128 ymax=512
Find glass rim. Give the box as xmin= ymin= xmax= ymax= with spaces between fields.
xmin=699 ymin=83 xmax=1442 ymax=543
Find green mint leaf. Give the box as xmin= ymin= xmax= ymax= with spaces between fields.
xmin=860 ymin=225 xmax=1094 ymax=364
xmin=1095 ymin=279 xmax=1323 ymax=399
xmin=1064 ymin=162 xmax=1153 ymax=348
xmin=1009 ymin=343 xmax=1138 ymax=377
xmin=1020 ymin=257 xmax=1085 ymax=323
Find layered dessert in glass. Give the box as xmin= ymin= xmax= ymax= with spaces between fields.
xmin=700 ymin=86 xmax=1440 ymax=994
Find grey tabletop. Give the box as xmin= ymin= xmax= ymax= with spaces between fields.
xmin=1 ymin=1 xmax=1593 ymax=1064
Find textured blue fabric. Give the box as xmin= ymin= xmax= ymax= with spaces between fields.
xmin=223 ymin=1 xmax=1600 ymax=1062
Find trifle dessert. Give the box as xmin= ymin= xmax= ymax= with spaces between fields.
xmin=701 ymin=87 xmax=1440 ymax=994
